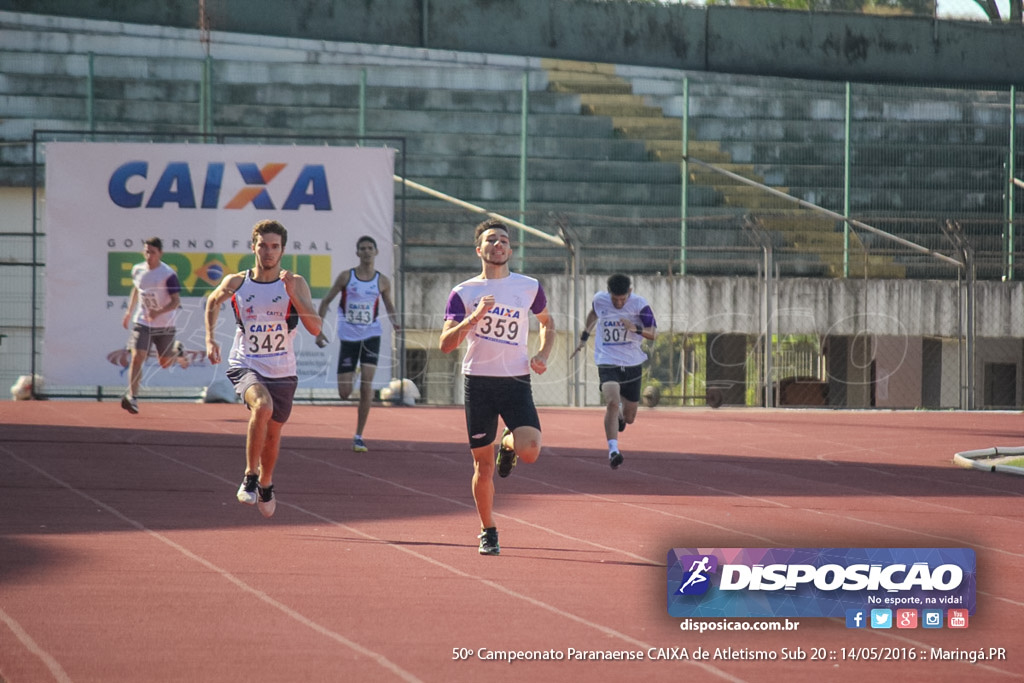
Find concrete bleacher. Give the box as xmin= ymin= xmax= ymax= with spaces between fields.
xmin=0 ymin=9 xmax=1014 ymax=279
xmin=545 ymin=58 xmax=1011 ymax=277
xmin=0 ymin=10 xmax=694 ymax=274
xmin=619 ymin=65 xmax=1010 ymax=277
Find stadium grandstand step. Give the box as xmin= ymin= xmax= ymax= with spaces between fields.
xmin=610 ymin=117 xmax=683 ymax=140
xmin=853 ymin=144 xmax=1006 ymax=168
xmin=406 ymin=155 xmax=680 ymax=184
xmin=687 ymin=163 xmax=762 ymax=185
xmin=542 ymin=59 xmax=633 ymax=95
xmin=407 ymin=177 xmax=688 ymax=205
xmin=649 ymin=140 xmax=732 ymax=163
xmin=197 ymin=82 xmax=578 ymax=116
xmin=402 ymin=132 xmax=650 ymax=162
xmin=535 ymin=56 xmax=1002 ymax=275
xmin=719 ymin=190 xmax=796 ymax=211
xmin=580 ymin=94 xmax=663 ymax=118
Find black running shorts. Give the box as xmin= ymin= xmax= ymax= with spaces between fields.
xmin=463 ymin=375 xmax=541 ymax=449
xmin=597 ymin=364 xmax=644 ymax=404
xmin=337 ymin=337 xmax=381 ymax=374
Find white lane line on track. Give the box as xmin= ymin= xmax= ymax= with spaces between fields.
xmin=290 ymin=446 xmax=1024 ymax=680
xmin=294 ymin=440 xmax=1024 ymax=594
xmin=10 ymin=408 xmax=1021 ymax=680
xmin=553 ymin=452 xmax=1024 ymax=614
xmin=133 ymin=445 xmax=749 ymax=683
xmin=292 ymin=450 xmax=665 ymax=565
xmin=0 ymin=605 xmax=73 ymax=683
xmin=2 ymin=447 xmax=423 ymax=683
xmin=553 ymin=449 xmax=1024 ymax=559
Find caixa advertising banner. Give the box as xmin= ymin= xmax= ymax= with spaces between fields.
xmin=667 ymin=548 xmax=975 ymax=622
xmin=43 ymin=142 xmax=395 ymax=389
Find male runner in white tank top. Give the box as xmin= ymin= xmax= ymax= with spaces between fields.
xmin=572 ymin=273 xmax=657 ymax=469
xmin=440 ymin=218 xmax=555 ymax=555
xmin=120 ymin=237 xmax=189 ymax=414
xmin=204 ymin=219 xmax=322 ymax=518
xmin=316 ymin=235 xmax=399 ymax=453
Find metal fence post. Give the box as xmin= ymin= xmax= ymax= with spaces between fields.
xmin=30 ymin=131 xmax=40 ymax=397
xmin=358 ymin=68 xmax=367 ymax=142
xmin=744 ymin=215 xmax=774 ymax=407
xmin=943 ymin=220 xmax=974 ymax=410
xmin=518 ymin=70 xmax=529 ymax=268
xmin=396 ymin=138 xmax=407 ymax=405
xmin=843 ymin=81 xmax=852 ymax=279
xmin=87 ymin=53 xmax=95 ymax=134
xmin=558 ymin=221 xmax=583 ymax=407
xmin=680 ymin=76 xmax=689 ymax=276
xmin=200 ymin=55 xmax=213 ymax=135
xmin=1008 ymin=85 xmax=1017 ymax=281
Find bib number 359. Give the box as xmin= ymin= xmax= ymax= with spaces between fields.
xmin=478 ymin=315 xmax=520 ymax=341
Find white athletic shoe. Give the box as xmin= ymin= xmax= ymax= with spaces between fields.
xmin=257 ymin=484 xmax=276 ymax=518
xmin=121 ymin=393 xmax=139 ymax=415
xmin=236 ymin=474 xmax=258 ymax=505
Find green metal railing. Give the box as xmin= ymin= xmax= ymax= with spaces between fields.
xmin=56 ymin=52 xmax=1024 ymax=281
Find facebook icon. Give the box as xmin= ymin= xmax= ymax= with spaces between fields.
xmin=845 ymin=609 xmax=867 ymax=629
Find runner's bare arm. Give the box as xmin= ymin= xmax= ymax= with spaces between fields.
xmin=204 ymin=272 xmax=243 ymax=364
xmin=281 ymin=270 xmax=322 ymax=337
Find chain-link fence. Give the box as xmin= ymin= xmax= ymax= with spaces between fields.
xmin=403 ymin=206 xmax=1017 ymax=412
xmin=4 ymin=182 xmax=1019 ymax=410
xmin=4 ymin=139 xmax=1020 ymax=410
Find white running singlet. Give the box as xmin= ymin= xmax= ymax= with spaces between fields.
xmin=228 ymin=272 xmax=299 ymax=378
xmin=445 ymin=273 xmax=546 ymax=377
xmin=592 ymin=290 xmax=656 ymax=367
xmin=336 ymin=269 xmax=383 ymax=342
xmin=131 ymin=261 xmax=181 ymax=328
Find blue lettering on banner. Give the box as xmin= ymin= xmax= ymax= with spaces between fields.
xmin=666 ymin=548 xmax=976 ymax=618
xmin=283 ymin=164 xmax=331 ymax=210
xmin=107 ymin=161 xmax=332 ymax=210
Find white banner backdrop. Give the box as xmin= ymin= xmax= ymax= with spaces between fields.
xmin=43 ymin=142 xmax=395 ymax=391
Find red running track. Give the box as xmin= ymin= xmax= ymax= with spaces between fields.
xmin=0 ymin=401 xmax=1022 ymax=682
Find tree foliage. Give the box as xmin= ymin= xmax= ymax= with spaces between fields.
xmin=700 ymin=0 xmax=1023 ymax=22
xmin=977 ymin=0 xmax=1024 ymax=22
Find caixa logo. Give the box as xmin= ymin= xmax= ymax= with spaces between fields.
xmin=107 ymin=161 xmax=332 ymax=210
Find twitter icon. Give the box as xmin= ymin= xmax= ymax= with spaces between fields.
xmin=870 ymin=609 xmax=893 ymax=629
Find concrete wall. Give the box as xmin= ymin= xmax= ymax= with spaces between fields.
xmin=603 ymin=274 xmax=1019 ymax=339
xmin=3 ymin=1 xmax=1024 ymax=86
